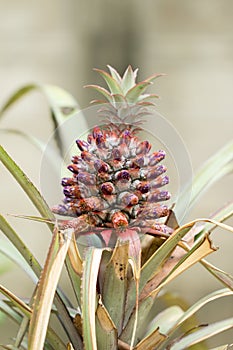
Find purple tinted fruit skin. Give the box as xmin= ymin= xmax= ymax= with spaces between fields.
xmin=53 ymin=125 xmax=171 ymax=233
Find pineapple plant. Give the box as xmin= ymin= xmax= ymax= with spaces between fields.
xmin=0 ymin=66 xmax=232 ymax=350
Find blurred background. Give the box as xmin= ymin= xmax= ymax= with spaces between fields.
xmin=0 ymin=0 xmax=232 ymax=346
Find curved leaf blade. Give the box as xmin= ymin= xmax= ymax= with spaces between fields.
xmin=125 ymin=82 xmax=151 ymax=103
xmin=0 ymin=239 xmax=38 ymax=283
xmin=0 ymin=129 xmax=47 ymax=152
xmin=170 ymin=317 xmax=233 ymax=350
xmin=124 ymin=225 xmax=191 ymax=325
xmin=0 ymin=299 xmax=22 ymax=324
xmin=176 ymin=140 xmax=233 ymax=217
xmin=0 ymin=84 xmax=80 ymax=155
xmin=0 ymin=85 xmax=37 ymax=116
xmin=0 ymin=215 xmax=42 ymax=279
xmin=0 ymin=145 xmax=54 ymax=223
xmin=145 ymin=306 xmax=184 ymax=336
xmin=84 ymin=84 xmax=113 ymax=102
xmin=157 ymin=288 xmax=233 ymax=350
xmin=94 ymin=68 xmax=123 ymax=95
xmin=0 ymin=148 xmax=83 ymax=345
xmin=107 ymin=65 xmax=122 ymax=84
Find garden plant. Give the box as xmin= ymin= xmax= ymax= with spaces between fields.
xmin=0 ymin=66 xmax=233 ymax=349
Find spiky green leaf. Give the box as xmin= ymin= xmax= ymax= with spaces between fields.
xmin=121 ymin=66 xmax=136 ymax=94
xmin=107 ymin=65 xmax=122 ymax=85
xmin=94 ymin=69 xmax=123 ymax=95
xmin=144 ymin=73 xmax=166 ymax=83
xmin=84 ymin=84 xmax=113 ymax=102
xmin=125 ymin=81 xmax=151 ymax=103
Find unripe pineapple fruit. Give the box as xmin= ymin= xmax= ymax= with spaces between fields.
xmin=52 ymin=66 xmax=172 ymax=242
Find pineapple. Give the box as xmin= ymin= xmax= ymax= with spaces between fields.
xmin=52 ymin=66 xmax=172 ymax=244
xmin=1 ymin=67 xmax=233 ymax=350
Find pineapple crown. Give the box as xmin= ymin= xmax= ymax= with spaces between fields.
xmin=85 ymin=66 xmax=165 ymax=131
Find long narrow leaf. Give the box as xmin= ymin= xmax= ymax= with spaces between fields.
xmin=0 ymin=84 xmax=80 ymax=155
xmin=120 ymin=290 xmax=159 ymax=345
xmin=96 ymin=298 xmax=118 ymax=350
xmin=208 ymin=202 xmax=233 ymax=232
xmin=0 ymin=129 xmax=46 ymax=152
xmin=0 ymin=145 xmax=54 ymax=224
xmin=174 ymin=288 xmax=233 ymax=332
xmin=14 ymin=316 xmax=30 ymax=349
xmin=157 ymin=289 xmax=233 ymax=350
xmin=0 ymin=150 xmax=82 ymax=344
xmin=14 ymin=288 xmax=38 ymax=349
xmin=170 ymin=317 xmax=233 ymax=350
xmin=94 ymin=69 xmax=123 ymax=95
xmin=102 ymin=240 xmax=129 ymax=333
xmin=184 ymin=203 xmax=233 ymax=290
xmin=0 ymin=220 xmax=71 ymax=349
xmin=155 ymin=234 xmax=216 ymax=292
xmin=163 ymin=217 xmax=233 ymax=291
xmin=145 ymin=306 xmax=184 ymax=337
xmin=54 ymin=293 xmax=83 ymax=349
xmin=176 ymin=140 xmax=233 ymax=217
xmin=126 ymin=217 xmax=233 ymax=323
xmin=0 ymin=285 xmax=30 ymax=316
xmin=0 ymin=246 xmax=39 ymax=288
xmin=82 ymin=248 xmax=103 ymax=350
xmin=0 ymin=215 xmax=41 ymax=278
xmin=0 ymin=299 xmax=22 ymax=324
xmin=28 ymin=227 xmax=79 ymax=350
xmin=0 ymin=287 xmax=67 ymax=350
xmin=65 ymin=234 xmax=83 ymax=306
xmin=202 ymin=261 xmax=233 ymax=290
xmin=0 ymin=128 xmax=62 ymax=174
xmin=116 ymin=230 xmax=142 ymax=349
xmin=125 ymin=225 xmax=191 ymax=324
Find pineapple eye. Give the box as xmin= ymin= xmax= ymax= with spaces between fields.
xmin=100 ymin=182 xmax=115 ymax=195
xmin=115 ymin=170 xmax=131 ymax=182
xmin=111 ymin=211 xmax=128 ymax=228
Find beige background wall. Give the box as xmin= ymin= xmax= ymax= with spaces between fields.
xmin=0 ymin=0 xmax=232 ymax=345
